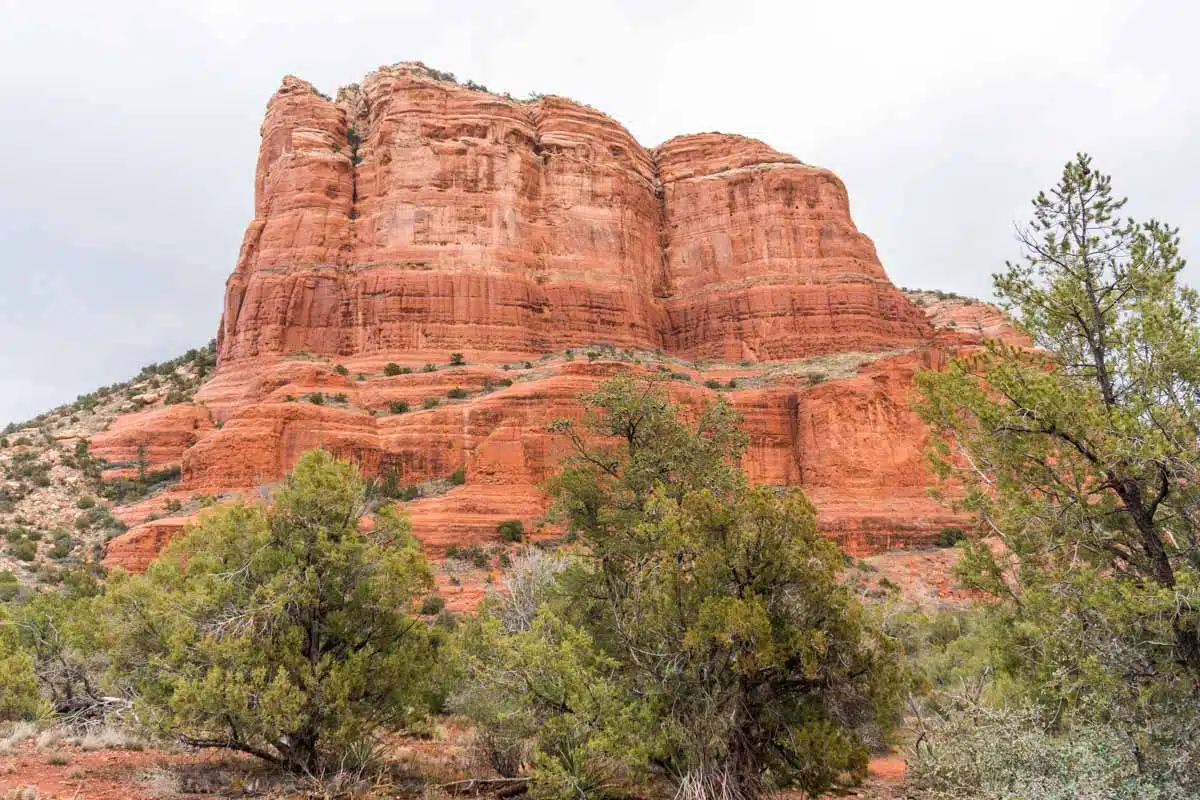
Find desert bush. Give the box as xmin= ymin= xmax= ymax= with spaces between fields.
xmin=449 ymin=353 xmax=466 ymax=366
xmin=306 ymin=393 xmax=325 ymax=405
xmin=421 ymin=397 xmax=441 ymax=410
xmin=384 ymin=363 xmax=403 ymax=377
xmin=420 ymin=596 xmax=446 ymax=616
xmin=448 ymin=466 xmax=466 ymax=485
xmin=935 ymin=527 xmax=965 ymax=548
xmin=703 ymin=378 xmax=722 ymax=390
xmin=446 ymin=388 xmax=468 ymax=400
xmin=0 ymin=609 xmax=42 ymax=721
xmin=334 ymin=364 xmax=349 ymax=376
xmin=496 ymin=520 xmax=524 ymax=543
xmin=389 ymin=400 xmax=410 ymax=414
xmin=455 ymin=377 xmax=901 ymax=800
xmin=96 ymin=450 xmax=438 ymax=773
xmin=909 ymin=701 xmax=1200 ymax=799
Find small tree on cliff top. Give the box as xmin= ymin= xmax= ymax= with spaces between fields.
xmin=97 ymin=450 xmax=436 ymax=773
xmin=916 ymin=154 xmax=1200 ymax=733
xmin=455 ymin=376 xmax=902 ymax=800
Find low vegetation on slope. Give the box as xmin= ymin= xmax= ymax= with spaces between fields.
xmin=0 ymin=343 xmax=216 ymax=587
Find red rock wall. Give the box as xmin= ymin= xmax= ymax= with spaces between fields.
xmin=216 ymin=64 xmax=930 ymax=368
xmin=102 ymin=63 xmax=995 ymax=575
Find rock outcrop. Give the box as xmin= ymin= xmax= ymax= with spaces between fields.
xmin=215 ymin=65 xmax=930 ymax=373
xmin=101 ymin=62 xmax=998 ymax=581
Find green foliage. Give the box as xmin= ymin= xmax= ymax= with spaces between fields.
xmin=446 ymin=545 xmax=489 ymax=569
xmin=448 ymin=466 xmax=466 ymax=486
xmin=0 ymin=570 xmax=18 ymax=602
xmin=446 ymin=387 xmax=468 ymax=400
xmin=384 ymin=362 xmax=403 ymax=377
xmin=7 ymin=538 xmax=36 ymax=562
xmin=420 ymin=596 xmax=446 ymax=616
xmin=726 ymin=379 xmax=738 ymax=389
xmin=456 ymin=377 xmax=901 ymax=800
xmin=449 ymin=353 xmax=466 ymax=366
xmin=422 ymin=363 xmax=438 ymax=373
xmin=703 ymin=378 xmax=722 ymax=390
xmin=95 ymin=450 xmax=437 ymax=772
xmin=421 ymin=397 xmax=441 ymax=410
xmin=306 ymin=393 xmax=325 ymax=405
xmin=389 ymin=400 xmax=410 ymax=414
xmin=0 ymin=609 xmax=41 ymax=720
xmin=496 ymin=519 xmax=524 ymax=543
xmin=334 ymin=364 xmax=349 ymax=376
xmin=913 ymin=155 xmax=1200 ymax=795
xmin=98 ymin=465 xmax=181 ymax=504
xmin=668 ymin=371 xmax=691 ymax=382
xmin=935 ymin=527 xmax=965 ymax=548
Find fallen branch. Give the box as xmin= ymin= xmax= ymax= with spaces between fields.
xmin=437 ymin=776 xmax=531 ymax=797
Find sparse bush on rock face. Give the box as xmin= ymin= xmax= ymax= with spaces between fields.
xmin=95 ymin=450 xmax=438 ymax=774
xmin=496 ymin=519 xmax=523 ymax=542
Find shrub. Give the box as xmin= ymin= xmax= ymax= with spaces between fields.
xmin=421 ymin=397 xmax=441 ymax=410
xmin=936 ymin=527 xmax=966 ymax=548
xmin=446 ymin=388 xmax=468 ymax=400
xmin=0 ymin=615 xmax=40 ymax=720
xmin=422 ymin=363 xmax=437 ymax=373
xmin=306 ymin=393 xmax=325 ymax=405
xmin=48 ymin=536 xmax=74 ymax=561
xmin=455 ymin=377 xmax=900 ymax=800
xmin=704 ymin=379 xmax=723 ymax=390
xmin=389 ymin=400 xmax=410 ymax=414
xmin=450 ymin=545 xmax=489 ymax=569
xmin=669 ymin=371 xmax=692 ymax=382
xmin=384 ymin=363 xmax=403 ymax=377
xmin=334 ymin=364 xmax=349 ymax=376
xmin=419 ymin=596 xmax=446 ymax=616
xmin=497 ymin=519 xmax=524 ymax=543
xmin=449 ymin=353 xmax=466 ymax=366
xmin=448 ymin=466 xmax=466 ymax=485
xmin=8 ymin=539 xmax=36 ymax=562
xmin=97 ymin=451 xmax=437 ymax=773
xmin=164 ymin=499 xmax=183 ymax=513
xmin=524 ymin=361 xmax=533 ymax=369
xmin=331 ymin=393 xmax=349 ymax=404
xmin=76 ymin=496 xmax=95 ymax=510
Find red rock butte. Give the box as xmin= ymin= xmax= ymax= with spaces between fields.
xmin=100 ymin=62 xmax=1024 ymax=588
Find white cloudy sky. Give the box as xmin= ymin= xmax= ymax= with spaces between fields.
xmin=1 ymin=0 xmax=1198 ymax=425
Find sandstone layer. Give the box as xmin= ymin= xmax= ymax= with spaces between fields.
xmin=102 ymin=62 xmax=993 ymax=582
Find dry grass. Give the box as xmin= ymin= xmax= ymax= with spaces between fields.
xmin=74 ymin=726 xmax=145 ymax=752
xmin=0 ymin=722 xmax=37 ymax=755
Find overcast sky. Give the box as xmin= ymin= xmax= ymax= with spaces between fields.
xmin=1 ymin=0 xmax=1197 ymax=425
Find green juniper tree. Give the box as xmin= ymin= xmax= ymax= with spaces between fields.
xmin=97 ymin=450 xmax=437 ymax=773
xmin=913 ymin=154 xmax=1200 ymax=794
xmin=455 ymin=377 xmax=902 ymax=800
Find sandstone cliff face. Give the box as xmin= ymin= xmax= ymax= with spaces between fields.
xmin=216 ymin=64 xmax=930 ymax=371
xmin=102 ymin=63 xmax=990 ymax=580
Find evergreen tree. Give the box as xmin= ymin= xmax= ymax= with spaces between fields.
xmin=914 ymin=154 xmax=1200 ymax=790
xmin=456 ymin=377 xmax=901 ymax=800
xmin=98 ymin=450 xmax=436 ymax=773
